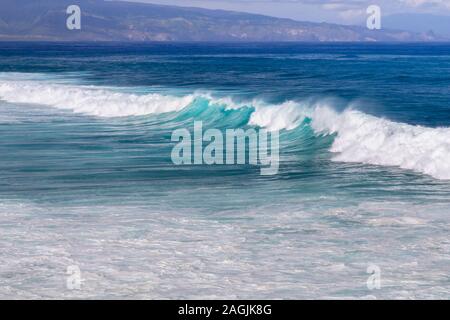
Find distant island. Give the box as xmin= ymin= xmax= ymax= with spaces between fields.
xmin=0 ymin=0 xmax=443 ymax=41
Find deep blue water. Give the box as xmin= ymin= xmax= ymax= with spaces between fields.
xmin=0 ymin=42 xmax=449 ymax=299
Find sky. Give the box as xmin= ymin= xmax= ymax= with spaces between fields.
xmin=124 ymin=0 xmax=450 ymax=25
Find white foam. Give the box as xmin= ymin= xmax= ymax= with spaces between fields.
xmin=244 ymin=99 xmax=450 ymax=180
xmin=0 ymin=80 xmax=195 ymax=117
xmin=248 ymin=100 xmax=308 ymax=131
xmin=1 ymin=200 xmax=448 ymax=299
xmin=311 ymin=106 xmax=450 ymax=180
xmin=197 ymin=92 xmax=246 ymax=110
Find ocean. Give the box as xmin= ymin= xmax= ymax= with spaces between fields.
xmin=0 ymin=42 xmax=449 ymax=299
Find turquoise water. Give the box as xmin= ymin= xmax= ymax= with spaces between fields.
xmin=0 ymin=43 xmax=449 ymax=299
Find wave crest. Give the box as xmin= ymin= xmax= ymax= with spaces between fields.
xmin=2 ymin=77 xmax=450 ymax=180
xmin=233 ymin=99 xmax=450 ymax=180
xmin=311 ymin=106 xmax=450 ymax=180
xmin=0 ymin=80 xmax=195 ymax=117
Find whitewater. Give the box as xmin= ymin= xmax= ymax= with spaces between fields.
xmin=1 ymin=77 xmax=450 ymax=180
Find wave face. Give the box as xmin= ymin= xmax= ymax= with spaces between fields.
xmin=1 ymin=78 xmax=450 ymax=180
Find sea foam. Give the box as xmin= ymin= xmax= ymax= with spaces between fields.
xmin=311 ymin=106 xmax=450 ymax=180
xmin=0 ymin=80 xmax=195 ymax=117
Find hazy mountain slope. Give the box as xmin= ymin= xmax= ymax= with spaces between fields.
xmin=0 ymin=0 xmax=442 ymax=41
xmin=384 ymin=13 xmax=450 ymax=38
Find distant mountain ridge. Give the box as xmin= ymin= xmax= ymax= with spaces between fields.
xmin=0 ymin=0 xmax=444 ymax=41
xmin=384 ymin=13 xmax=450 ymax=38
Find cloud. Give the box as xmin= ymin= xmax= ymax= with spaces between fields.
xmin=206 ymin=0 xmax=450 ymax=8
xmin=400 ymin=0 xmax=449 ymax=6
xmin=129 ymin=0 xmax=450 ymax=24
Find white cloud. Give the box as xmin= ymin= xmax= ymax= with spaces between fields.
xmin=127 ymin=0 xmax=450 ymax=24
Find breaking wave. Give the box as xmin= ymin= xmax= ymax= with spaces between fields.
xmin=0 ymin=79 xmax=196 ymax=117
xmin=1 ymin=77 xmax=450 ymax=180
